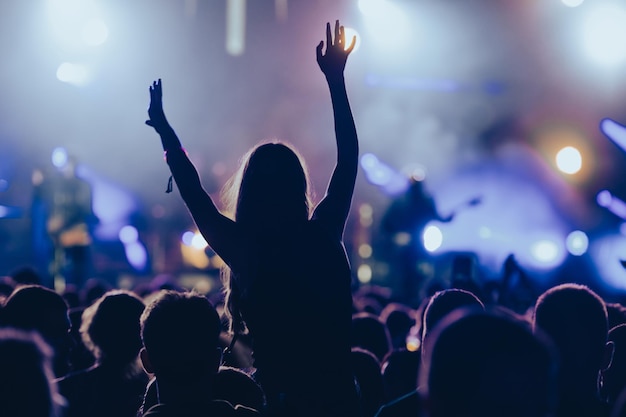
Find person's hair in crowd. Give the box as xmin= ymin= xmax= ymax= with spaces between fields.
xmin=420 ymin=308 xmax=558 ymax=417
xmin=0 ymin=328 xmax=63 ymax=417
xmin=2 ymin=285 xmax=72 ymax=377
xmin=351 ymin=312 xmax=392 ymax=362
xmin=533 ymin=283 xmax=613 ymax=417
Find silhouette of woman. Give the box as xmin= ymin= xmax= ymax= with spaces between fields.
xmin=146 ymin=21 xmax=360 ymax=417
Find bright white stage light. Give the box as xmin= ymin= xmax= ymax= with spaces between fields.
xmin=119 ymin=225 xmax=139 ymax=244
xmin=343 ymin=27 xmax=361 ymax=53
xmin=566 ymin=230 xmax=588 ymax=256
xmin=82 ymin=18 xmax=109 ymax=46
xmin=359 ymin=0 xmax=410 ymax=50
xmin=555 ymin=146 xmax=582 ymax=174
xmin=423 ymin=224 xmax=443 ymax=253
xmin=191 ymin=232 xmax=208 ymax=250
xmin=358 ymin=0 xmax=387 ymax=16
xmin=597 ymin=190 xmax=612 ymax=207
xmin=51 ymin=147 xmax=68 ymax=168
xmin=56 ymin=62 xmax=89 ymax=86
xmin=531 ymin=240 xmax=560 ymax=264
xmin=562 ymin=0 xmax=584 ymax=7
xmin=125 ymin=241 xmax=148 ymax=270
xmin=182 ymin=231 xmax=195 ymax=246
xmin=582 ymin=4 xmax=626 ymax=68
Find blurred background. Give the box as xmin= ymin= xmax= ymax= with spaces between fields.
xmin=3 ymin=0 xmax=626 ymax=299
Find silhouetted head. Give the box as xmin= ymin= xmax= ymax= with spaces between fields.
xmin=420 ymin=309 xmax=558 ymax=417
xmin=533 ymin=283 xmax=610 ymax=398
xmin=3 ymin=285 xmax=71 ymax=377
xmin=381 ymin=348 xmax=421 ymax=402
xmin=0 ymin=328 xmax=62 ymax=417
xmin=379 ymin=302 xmax=416 ymax=350
xmin=601 ymin=324 xmax=626 ymax=406
xmin=9 ymin=265 xmax=42 ymax=286
xmin=422 ymin=289 xmax=484 ymax=350
xmin=140 ymin=291 xmax=221 ymax=384
xmin=351 ymin=347 xmax=385 ymax=417
xmin=81 ymin=290 xmax=145 ymax=364
xmin=351 ymin=312 xmax=392 ymax=362
xmin=224 ymin=142 xmax=312 ymax=227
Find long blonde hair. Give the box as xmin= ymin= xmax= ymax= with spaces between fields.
xmin=220 ymin=141 xmax=313 ymax=333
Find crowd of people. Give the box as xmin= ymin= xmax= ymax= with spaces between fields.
xmin=3 ymin=19 xmax=626 ymax=417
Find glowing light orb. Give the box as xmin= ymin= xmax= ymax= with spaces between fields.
xmin=191 ymin=232 xmax=208 ymax=250
xmin=82 ymin=18 xmax=109 ymax=46
xmin=56 ymin=62 xmax=89 ymax=86
xmin=342 ymin=27 xmax=360 ymax=53
xmin=358 ymin=0 xmax=388 ymax=16
xmin=566 ymin=230 xmax=589 ymax=256
xmin=555 ymin=146 xmax=582 ymax=174
xmin=582 ymin=4 xmax=626 ymax=68
xmin=51 ymin=147 xmax=68 ymax=168
xmin=358 ymin=244 xmax=373 ymax=259
xmin=125 ymin=242 xmax=148 ymax=270
xmin=601 ymin=118 xmax=626 ymax=152
xmin=597 ymin=190 xmax=612 ymax=207
xmin=423 ymin=225 xmax=443 ymax=253
xmin=357 ymin=264 xmax=373 ymax=283
xmin=118 ymin=225 xmax=138 ymax=244
xmin=182 ymin=231 xmax=195 ymax=246
xmin=530 ymin=240 xmax=560 ymax=264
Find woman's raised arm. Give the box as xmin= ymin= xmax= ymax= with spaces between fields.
xmin=312 ymin=21 xmax=359 ymax=241
xmin=145 ymin=79 xmax=238 ymax=264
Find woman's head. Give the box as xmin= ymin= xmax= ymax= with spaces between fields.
xmin=223 ymin=142 xmax=312 ymax=226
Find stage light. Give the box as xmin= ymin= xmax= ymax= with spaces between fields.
xmin=582 ymin=4 xmax=626 ymax=68
xmin=51 ymin=147 xmax=68 ymax=168
xmin=182 ymin=231 xmax=195 ymax=246
xmin=358 ymin=244 xmax=373 ymax=259
xmin=357 ymin=264 xmax=373 ymax=283
xmin=592 ymin=234 xmax=626 ymax=290
xmin=601 ymin=118 xmax=626 ymax=152
xmin=597 ymin=190 xmax=612 ymax=207
xmin=125 ymin=241 xmax=148 ymax=271
xmin=360 ymin=153 xmax=409 ymax=196
xmin=423 ymin=224 xmax=443 ymax=253
xmin=359 ymin=0 xmax=410 ymax=50
xmin=56 ymin=62 xmax=89 ymax=86
xmin=566 ymin=230 xmax=588 ymax=256
xmin=226 ymin=0 xmax=246 ymax=56
xmin=118 ymin=225 xmax=138 ymax=244
xmin=530 ymin=240 xmax=561 ymax=265
xmin=555 ymin=146 xmax=582 ymax=174
xmin=358 ymin=0 xmax=387 ymax=16
xmin=479 ymin=226 xmax=492 ymax=239
xmin=82 ymin=18 xmax=109 ymax=46
xmin=596 ymin=190 xmax=626 ymax=219
xmin=562 ymin=0 xmax=584 ymax=7
xmin=191 ymin=232 xmax=208 ymax=250
xmin=342 ymin=27 xmax=360 ymax=53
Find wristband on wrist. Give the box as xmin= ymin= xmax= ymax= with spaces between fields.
xmin=163 ymin=147 xmax=186 ymax=193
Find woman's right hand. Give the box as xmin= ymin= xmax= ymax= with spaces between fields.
xmin=316 ymin=20 xmax=356 ymax=85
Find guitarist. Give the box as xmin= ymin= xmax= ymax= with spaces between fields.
xmin=43 ymin=156 xmax=97 ymax=288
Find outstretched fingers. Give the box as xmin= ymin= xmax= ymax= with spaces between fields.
xmin=345 ymin=34 xmax=356 ymax=54
xmin=316 ymin=41 xmax=324 ymax=62
xmin=326 ymin=22 xmax=332 ymax=51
